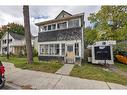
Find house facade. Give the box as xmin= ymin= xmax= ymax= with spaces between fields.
xmin=35 ymin=10 xmax=84 ymax=64
xmin=0 ymin=32 xmax=37 ymax=55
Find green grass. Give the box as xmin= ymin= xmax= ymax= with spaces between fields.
xmin=114 ymin=62 xmax=127 ymax=72
xmin=0 ymin=56 xmax=63 ymax=73
xmin=70 ymin=63 xmax=127 ymax=85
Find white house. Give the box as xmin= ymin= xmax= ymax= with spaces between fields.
xmin=35 ymin=10 xmax=84 ymax=64
xmin=0 ymin=32 xmax=38 ymax=55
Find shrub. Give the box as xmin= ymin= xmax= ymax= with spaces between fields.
xmin=33 ymin=49 xmax=38 ymax=57
xmin=113 ymin=43 xmax=127 ymax=60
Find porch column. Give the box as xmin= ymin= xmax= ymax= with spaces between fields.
xmin=59 ymin=43 xmax=62 ymax=56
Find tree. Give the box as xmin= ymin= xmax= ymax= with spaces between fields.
xmin=84 ymin=27 xmax=98 ymax=45
xmin=23 ymin=5 xmax=33 ymax=64
xmin=88 ymin=6 xmax=127 ymax=41
xmin=0 ymin=23 xmax=24 ymax=38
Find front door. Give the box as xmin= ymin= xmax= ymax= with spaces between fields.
xmin=66 ymin=44 xmax=75 ymax=63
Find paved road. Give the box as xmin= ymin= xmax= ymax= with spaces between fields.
xmin=1 ymin=83 xmax=21 ymax=90
xmin=2 ymin=62 xmax=127 ymax=89
xmin=2 ymin=85 xmax=13 ymax=90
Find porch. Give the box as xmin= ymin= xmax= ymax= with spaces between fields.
xmin=12 ymin=46 xmax=26 ymax=55
xmin=38 ymin=40 xmax=82 ymax=64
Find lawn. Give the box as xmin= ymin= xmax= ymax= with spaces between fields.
xmin=115 ymin=62 xmax=127 ymax=72
xmin=70 ymin=63 xmax=127 ymax=85
xmin=0 ymin=56 xmax=63 ymax=73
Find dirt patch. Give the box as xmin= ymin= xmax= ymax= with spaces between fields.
xmin=108 ymin=65 xmax=127 ymax=77
xmin=21 ymin=84 xmax=33 ymax=89
xmin=7 ymin=81 xmax=13 ymax=84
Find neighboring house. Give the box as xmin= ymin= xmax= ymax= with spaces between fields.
xmin=117 ymin=40 xmax=127 ymax=44
xmin=0 ymin=32 xmax=38 ymax=55
xmin=35 ymin=10 xmax=84 ymax=64
xmin=32 ymin=36 xmax=38 ymax=51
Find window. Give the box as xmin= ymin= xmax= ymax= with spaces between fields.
xmin=2 ymin=40 xmax=4 ymax=44
xmin=49 ymin=44 xmax=55 ymax=55
xmin=57 ymin=22 xmax=67 ymax=29
xmin=68 ymin=19 xmax=79 ymax=28
xmin=2 ymin=40 xmax=6 ymax=44
xmin=48 ymin=25 xmax=51 ymax=30
xmin=40 ymin=26 xmax=47 ymax=32
xmin=40 ymin=44 xmax=59 ymax=55
xmin=9 ymin=39 xmax=12 ymax=43
xmin=40 ymin=45 xmax=45 ymax=54
xmin=75 ymin=43 xmax=79 ymax=56
xmin=52 ymin=24 xmax=56 ymax=30
xmin=45 ymin=44 xmax=49 ymax=54
xmin=55 ymin=44 xmax=59 ymax=55
xmin=2 ymin=47 xmax=7 ymax=52
xmin=61 ymin=44 xmax=65 ymax=55
xmin=67 ymin=45 xmax=73 ymax=52
xmin=43 ymin=26 xmax=47 ymax=31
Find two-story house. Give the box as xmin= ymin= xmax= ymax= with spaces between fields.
xmin=35 ymin=10 xmax=84 ymax=64
xmin=0 ymin=32 xmax=38 ymax=55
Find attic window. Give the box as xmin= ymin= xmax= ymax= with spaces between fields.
xmin=62 ymin=14 xmax=64 ymax=18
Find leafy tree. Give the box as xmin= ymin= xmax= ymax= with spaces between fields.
xmin=0 ymin=23 xmax=24 ymax=38
xmin=84 ymin=27 xmax=98 ymax=45
xmin=88 ymin=6 xmax=127 ymax=41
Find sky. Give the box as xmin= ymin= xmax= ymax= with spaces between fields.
xmin=0 ymin=6 xmax=101 ymax=36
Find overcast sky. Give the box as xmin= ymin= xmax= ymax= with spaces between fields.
xmin=0 ymin=6 xmax=100 ymax=36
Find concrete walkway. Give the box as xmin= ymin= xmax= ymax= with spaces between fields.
xmin=55 ymin=64 xmax=74 ymax=75
xmin=3 ymin=62 xmax=127 ymax=89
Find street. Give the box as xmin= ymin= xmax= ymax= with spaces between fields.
xmin=1 ymin=83 xmax=21 ymax=90
xmin=2 ymin=85 xmax=14 ymax=90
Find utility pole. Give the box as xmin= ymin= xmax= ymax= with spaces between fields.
xmin=23 ymin=5 xmax=33 ymax=64
xmin=7 ymin=26 xmax=10 ymax=59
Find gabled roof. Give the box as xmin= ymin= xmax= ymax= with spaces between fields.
xmin=55 ymin=10 xmax=72 ymax=19
xmin=35 ymin=11 xmax=84 ymax=26
xmin=9 ymin=32 xmax=25 ymax=40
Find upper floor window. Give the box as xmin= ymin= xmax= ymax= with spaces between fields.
xmin=52 ymin=24 xmax=56 ymax=30
xmin=68 ymin=19 xmax=80 ymax=28
xmin=2 ymin=39 xmax=12 ymax=44
xmin=39 ymin=19 xmax=80 ymax=32
xmin=2 ymin=40 xmax=6 ymax=44
xmin=48 ymin=25 xmax=51 ymax=30
xmin=9 ymin=39 xmax=12 ymax=43
xmin=57 ymin=22 xmax=67 ymax=29
xmin=40 ymin=26 xmax=47 ymax=32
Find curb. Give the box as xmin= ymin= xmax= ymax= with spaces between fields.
xmin=5 ymin=82 xmax=22 ymax=89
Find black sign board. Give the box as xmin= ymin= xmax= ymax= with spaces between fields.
xmin=94 ymin=46 xmax=111 ymax=60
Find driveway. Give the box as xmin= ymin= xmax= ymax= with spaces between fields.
xmin=3 ymin=62 xmax=127 ymax=89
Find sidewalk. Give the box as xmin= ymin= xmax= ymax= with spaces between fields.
xmin=3 ymin=62 xmax=127 ymax=89
xmin=55 ymin=64 xmax=74 ymax=75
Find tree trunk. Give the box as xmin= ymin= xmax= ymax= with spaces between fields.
xmin=23 ymin=5 xmax=33 ymax=64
